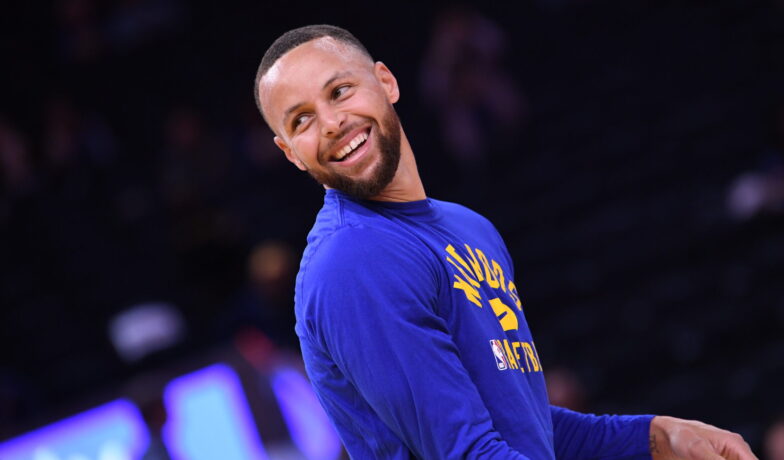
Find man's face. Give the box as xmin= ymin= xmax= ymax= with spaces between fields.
xmin=258 ymin=37 xmax=402 ymax=199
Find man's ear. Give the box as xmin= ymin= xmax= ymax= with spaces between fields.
xmin=274 ymin=136 xmax=306 ymax=171
xmin=374 ymin=61 xmax=400 ymax=104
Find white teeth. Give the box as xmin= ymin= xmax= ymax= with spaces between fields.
xmin=334 ymin=131 xmax=369 ymax=160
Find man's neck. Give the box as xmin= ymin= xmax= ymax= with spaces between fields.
xmin=369 ymin=132 xmax=426 ymax=202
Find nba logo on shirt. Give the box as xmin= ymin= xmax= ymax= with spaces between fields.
xmin=489 ymin=340 xmax=508 ymax=370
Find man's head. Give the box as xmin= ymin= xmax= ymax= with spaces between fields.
xmin=255 ymin=25 xmax=403 ymax=199
xmin=254 ymin=25 xmax=372 ymax=118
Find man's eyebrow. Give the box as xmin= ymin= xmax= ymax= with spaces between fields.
xmin=281 ymin=71 xmax=355 ymax=126
xmin=322 ymin=71 xmax=353 ymax=90
xmin=283 ymin=102 xmax=306 ymax=126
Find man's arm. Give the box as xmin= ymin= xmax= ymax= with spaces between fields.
xmin=299 ymin=226 xmax=530 ymax=459
xmin=551 ymin=407 xmax=758 ymax=460
xmin=551 ymin=405 xmax=654 ymax=460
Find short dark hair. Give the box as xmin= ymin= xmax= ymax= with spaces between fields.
xmin=253 ymin=24 xmax=373 ymax=123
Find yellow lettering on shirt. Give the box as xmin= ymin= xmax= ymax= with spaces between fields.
xmin=497 ymin=340 xmax=542 ymax=375
xmin=521 ymin=342 xmax=540 ymax=372
xmin=502 ymin=339 xmax=519 ymax=370
xmin=508 ymin=281 xmax=522 ymax=309
xmin=476 ymin=249 xmax=500 ymax=289
xmin=445 ymin=244 xmax=544 ymax=378
xmin=462 ymin=245 xmax=485 ymax=283
xmin=492 ymin=260 xmax=507 ymax=293
xmin=447 ymin=256 xmax=481 ymax=289
xmin=445 ymin=244 xmax=537 ymax=358
xmin=531 ymin=342 xmax=543 ymax=372
xmin=451 ymin=273 xmax=482 ymax=308
xmin=489 ymin=298 xmax=518 ymax=331
xmin=512 ymin=342 xmax=525 ymax=372
xmin=446 ymin=245 xmax=478 ymax=283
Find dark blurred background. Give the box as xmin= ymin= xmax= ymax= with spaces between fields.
xmin=2 ymin=0 xmax=784 ymax=457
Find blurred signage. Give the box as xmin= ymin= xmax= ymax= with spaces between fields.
xmin=0 ymin=399 xmax=148 ymax=460
xmin=0 ymin=363 xmax=340 ymax=460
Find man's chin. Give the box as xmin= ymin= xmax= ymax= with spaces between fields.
xmin=331 ymin=180 xmax=388 ymax=200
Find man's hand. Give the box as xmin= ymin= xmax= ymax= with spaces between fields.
xmin=649 ymin=416 xmax=757 ymax=460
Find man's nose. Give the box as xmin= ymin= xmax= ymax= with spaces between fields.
xmin=319 ymin=105 xmax=346 ymax=137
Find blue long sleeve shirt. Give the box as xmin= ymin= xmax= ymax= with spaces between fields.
xmin=295 ymin=189 xmax=653 ymax=459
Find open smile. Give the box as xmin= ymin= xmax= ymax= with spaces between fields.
xmin=329 ymin=127 xmax=371 ymax=166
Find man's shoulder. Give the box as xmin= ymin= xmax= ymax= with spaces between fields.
xmin=306 ymin=191 xmax=397 ymax=243
xmin=305 ymin=193 xmax=430 ymax=263
xmin=298 ymin=197 xmax=444 ymax=296
xmin=428 ymin=196 xmax=489 ymax=220
xmin=431 ymin=198 xmax=501 ymax=236
xmin=303 ymin=222 xmax=421 ymax=275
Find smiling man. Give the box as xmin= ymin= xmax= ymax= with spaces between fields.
xmin=255 ymin=28 xmax=422 ymax=203
xmin=254 ymin=24 xmax=756 ymax=460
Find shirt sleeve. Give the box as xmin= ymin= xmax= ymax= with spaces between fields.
xmin=298 ymin=225 xmax=531 ymax=460
xmin=551 ymin=405 xmax=654 ymax=460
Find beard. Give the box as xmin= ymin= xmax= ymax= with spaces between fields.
xmin=306 ymin=104 xmax=402 ymax=200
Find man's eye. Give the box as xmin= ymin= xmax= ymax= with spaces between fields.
xmin=293 ymin=114 xmax=308 ymax=129
xmin=333 ymin=85 xmax=351 ymax=99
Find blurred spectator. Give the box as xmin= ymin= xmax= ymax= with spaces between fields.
xmin=420 ymin=6 xmax=527 ymax=202
xmin=0 ymin=118 xmax=36 ymax=201
xmin=247 ymin=241 xmax=297 ymax=306
xmin=128 ymin=376 xmax=173 ymax=460
xmin=223 ymin=102 xmax=321 ymax=242
xmin=40 ymin=98 xmax=121 ymax=301
xmin=534 ymin=0 xmax=590 ymax=10
xmin=728 ymin=106 xmax=784 ymax=220
xmin=56 ymin=0 xmax=185 ymax=62
xmin=765 ymin=416 xmax=784 ymax=460
xmin=727 ymin=157 xmax=784 ymax=220
xmin=44 ymin=98 xmax=83 ymax=172
xmin=221 ymin=240 xmax=299 ymax=352
xmin=56 ymin=0 xmax=103 ymax=62
xmin=105 ymin=0 xmax=185 ymax=51
xmin=159 ymin=106 xmax=234 ymax=251
xmin=43 ymin=97 xmax=117 ymax=174
xmin=157 ymin=107 xmax=246 ymax=315
xmin=0 ymin=370 xmax=40 ymax=439
xmin=238 ymin=104 xmax=288 ymax=172
xmin=545 ymin=366 xmax=588 ymax=412
xmin=139 ymin=394 xmax=172 ymax=460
